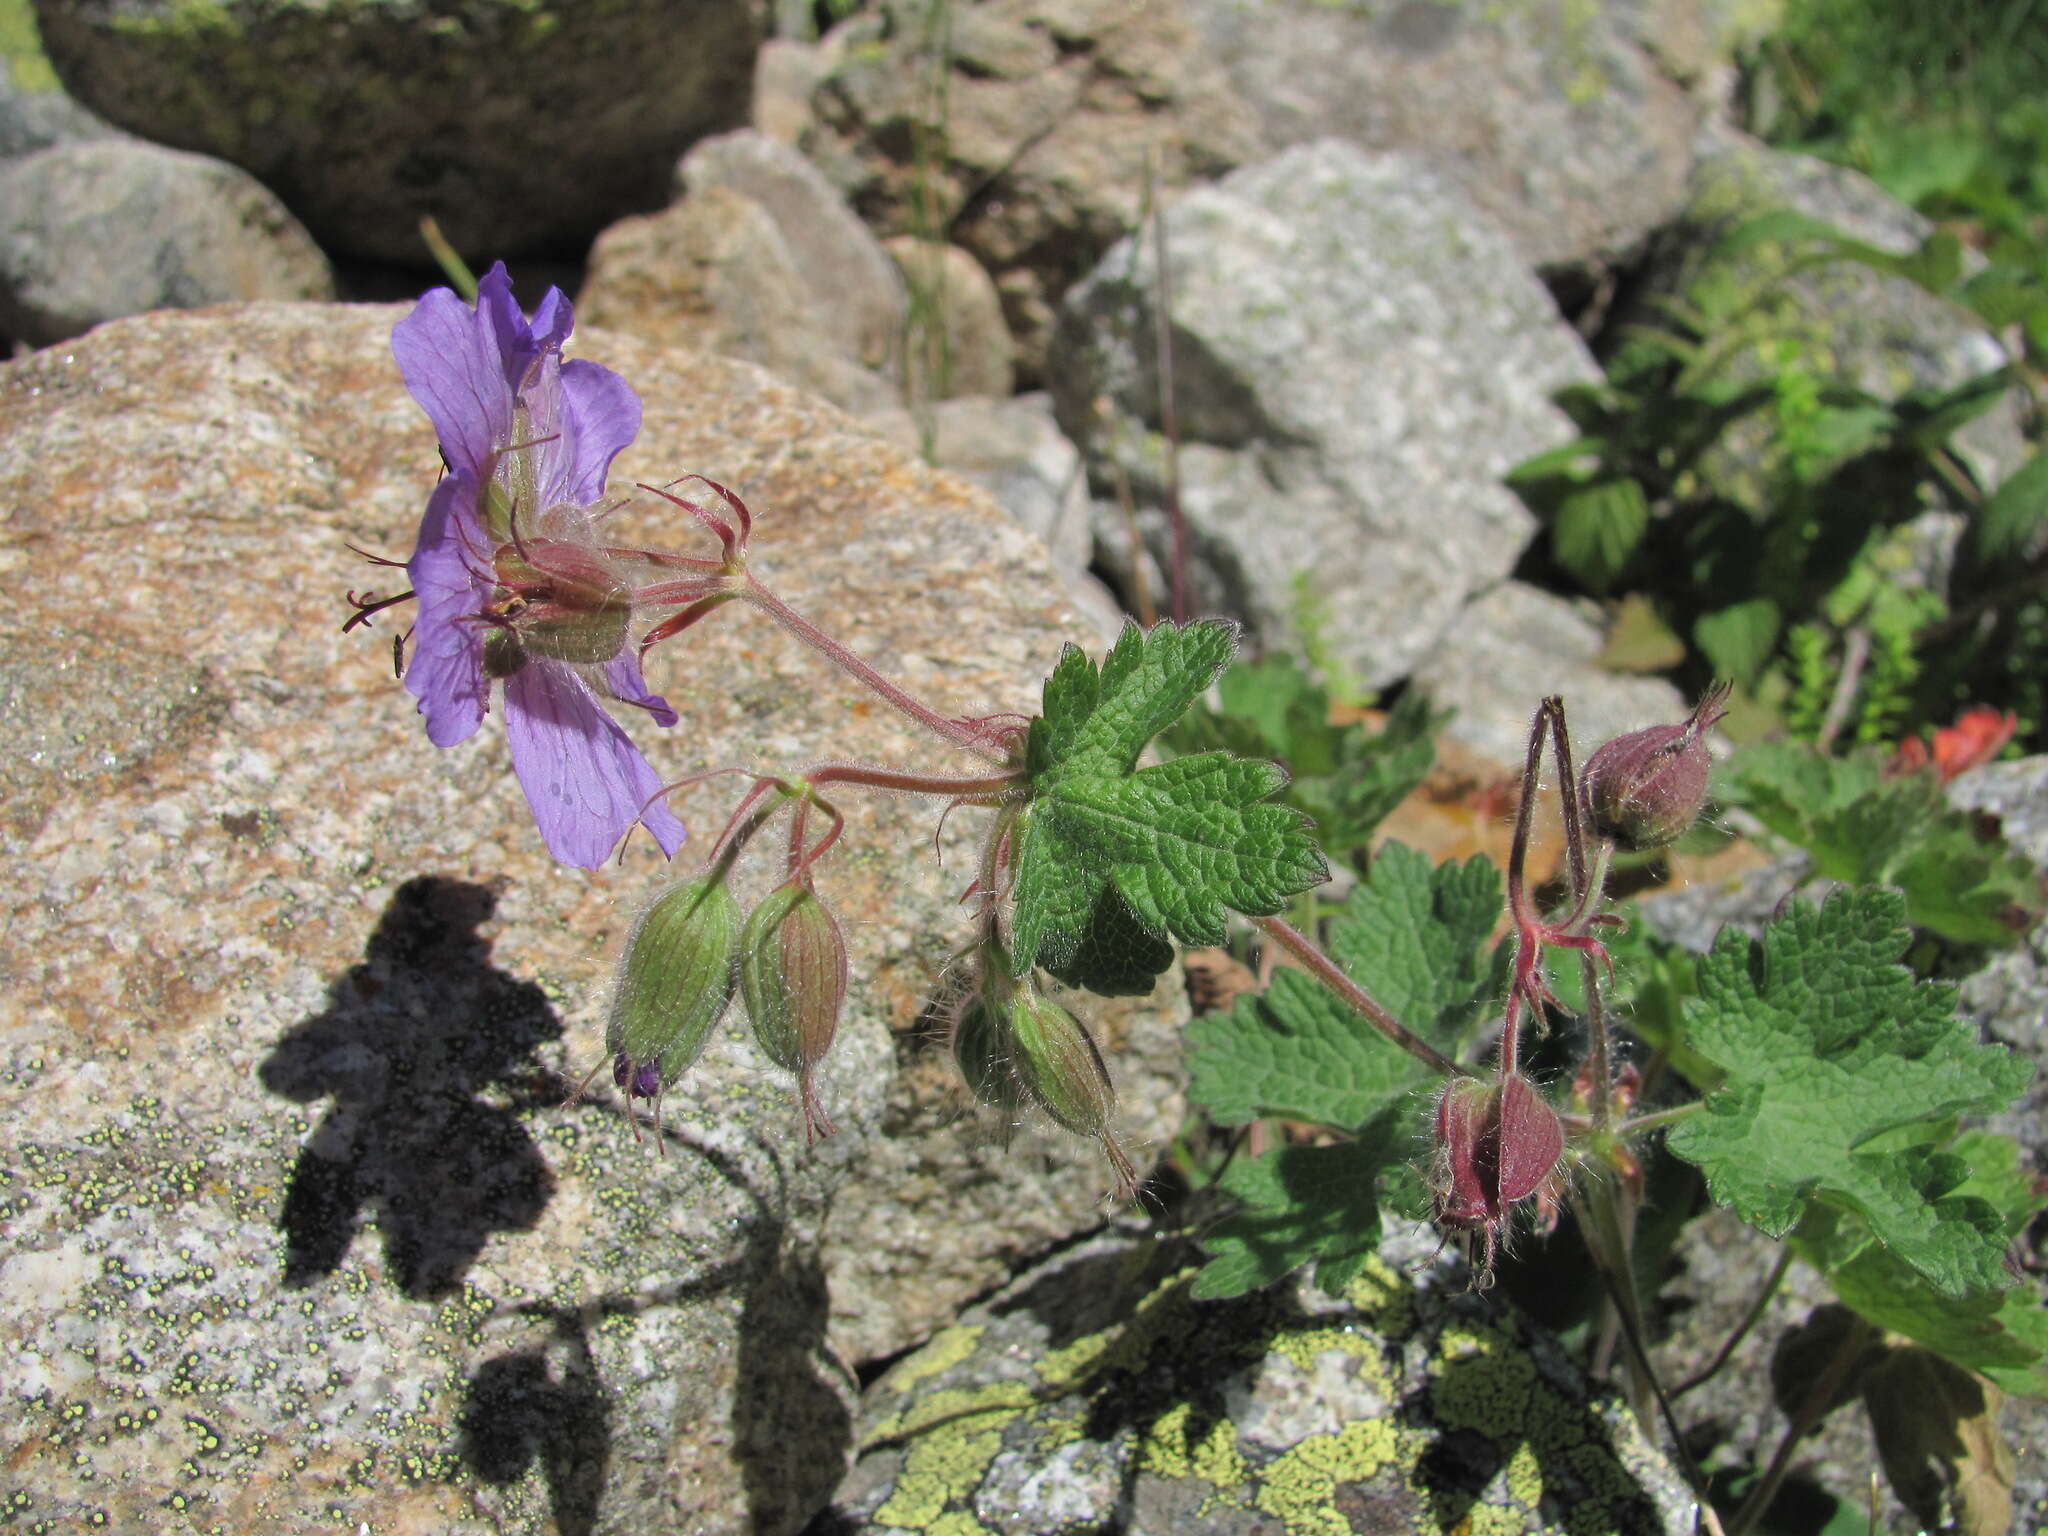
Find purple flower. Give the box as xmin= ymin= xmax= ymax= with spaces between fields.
xmin=391 ymin=262 xmax=684 ymax=869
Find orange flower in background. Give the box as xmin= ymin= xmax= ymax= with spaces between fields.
xmin=1889 ymin=707 xmax=2018 ymax=783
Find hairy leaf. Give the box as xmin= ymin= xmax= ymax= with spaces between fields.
xmin=1721 ymin=744 xmax=2044 ymax=945
xmin=1666 ymin=889 xmax=2032 ymax=1296
xmin=1186 ymin=844 xmax=1499 ymax=1129
xmin=1010 ymin=621 xmax=1327 ymax=974
xmin=1795 ymin=1132 xmax=2048 ymax=1393
xmin=1191 ymin=1113 xmax=1410 ymax=1300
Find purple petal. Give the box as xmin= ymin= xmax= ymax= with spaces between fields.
xmin=392 ymin=286 xmax=513 ymax=483
xmin=528 ymin=286 xmax=573 ymax=352
xmin=474 ymin=261 xmax=545 ymax=395
xmin=603 ymin=651 xmax=679 ymax=729
xmin=556 ymin=358 xmax=642 ymax=505
xmin=404 ymin=470 xmax=490 ymax=748
xmin=503 ymin=663 xmax=686 ymax=869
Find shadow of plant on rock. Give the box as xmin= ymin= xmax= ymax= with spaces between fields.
xmin=461 ymin=1310 xmax=611 ymax=1536
xmin=260 ymin=875 xmax=563 ymax=1298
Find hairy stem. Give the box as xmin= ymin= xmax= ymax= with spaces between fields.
xmin=1253 ymin=915 xmax=1464 ymax=1078
xmin=742 ymin=574 xmax=1004 ymax=760
xmin=800 ymin=760 xmax=1023 ymax=800
xmin=1567 ymin=1181 xmax=1714 ymax=1508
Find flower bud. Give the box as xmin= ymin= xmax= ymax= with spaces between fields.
xmin=1578 ymin=683 xmax=1729 ymax=851
xmin=738 ymin=881 xmax=849 ymax=1142
xmin=605 ymin=874 xmax=741 ymax=1105
xmin=1431 ymin=1072 xmax=1565 ymax=1279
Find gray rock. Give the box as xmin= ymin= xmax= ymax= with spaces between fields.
xmin=1620 ymin=125 xmax=2029 ymax=500
xmin=803 ymin=0 xmax=1266 ymax=378
xmin=1052 ymin=140 xmax=1601 ymax=689
xmin=32 ymin=0 xmax=759 ymax=263
xmin=862 ymin=392 xmax=1093 ymax=576
xmin=1409 ymin=581 xmax=1690 ymax=773
xmin=1183 ymin=0 xmax=1702 ymax=281
xmin=681 ymin=129 xmax=908 ymax=380
xmin=826 ymin=1227 xmax=1694 ymax=1534
xmin=753 ymin=38 xmax=830 ymax=148
xmin=883 ymin=237 xmax=1017 ymax=401
xmin=0 ymin=20 xmax=115 ymax=161
xmin=578 ymin=186 xmax=899 ymax=416
xmin=0 ymin=138 xmax=333 ymax=346
xmin=0 ymin=303 xmax=1186 ymax=1532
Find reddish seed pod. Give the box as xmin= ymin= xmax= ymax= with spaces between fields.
xmin=738 ymin=881 xmax=849 ymax=1143
xmin=1578 ymin=683 xmax=1730 ymax=851
xmin=1431 ymin=1072 xmax=1565 ymax=1279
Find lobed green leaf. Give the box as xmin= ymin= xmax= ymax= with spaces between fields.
xmin=1665 ymin=888 xmax=2032 ymax=1296
xmin=1010 ymin=621 xmax=1327 ymax=974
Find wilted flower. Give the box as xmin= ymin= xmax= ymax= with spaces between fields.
xmin=1578 ymin=683 xmax=1730 ymax=852
xmin=1431 ymin=1072 xmax=1565 ymax=1279
xmin=389 ymin=261 xmax=684 ymax=869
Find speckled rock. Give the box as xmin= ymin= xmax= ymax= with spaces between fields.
xmin=1051 ymin=140 xmax=1601 ymax=690
xmin=578 ymin=186 xmax=900 ymax=415
xmin=0 ymin=137 xmax=334 ymax=346
xmin=31 ymin=0 xmax=760 ymax=263
xmin=1408 ymin=583 xmax=1689 ymax=774
xmin=862 ymin=393 xmax=1091 ymax=577
xmin=802 ymin=0 xmax=1266 ymax=379
xmin=1183 ymin=0 xmax=1702 ymax=285
xmin=0 ymin=304 xmax=1188 ymax=1533
xmin=824 ymin=1227 xmax=1694 ymax=1535
xmin=680 ymin=129 xmax=908 ymax=381
xmin=883 ymin=238 xmax=1017 ymax=402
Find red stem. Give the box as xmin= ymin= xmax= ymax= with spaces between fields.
xmin=1254 ymin=915 xmax=1464 ymax=1079
xmin=742 ymin=574 xmax=1007 ymax=759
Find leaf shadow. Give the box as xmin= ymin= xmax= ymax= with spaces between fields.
xmin=259 ymin=875 xmax=564 ymax=1299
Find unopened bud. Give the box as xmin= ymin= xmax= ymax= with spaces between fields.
xmin=606 ymin=874 xmax=742 ymax=1103
xmin=1431 ymin=1072 xmax=1565 ymax=1279
xmin=1578 ymin=683 xmax=1729 ymax=850
xmin=739 ymin=881 xmax=849 ymax=1142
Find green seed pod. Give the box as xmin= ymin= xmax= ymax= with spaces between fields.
xmin=605 ymin=875 xmax=742 ymax=1094
xmin=1007 ymin=991 xmax=1138 ymax=1196
xmin=739 ymin=881 xmax=849 ymax=1141
xmin=1006 ymin=992 xmax=1116 ymax=1140
xmin=950 ymin=993 xmax=1024 ymax=1138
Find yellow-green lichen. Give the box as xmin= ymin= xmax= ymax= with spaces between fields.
xmin=1252 ymin=1418 xmax=1403 ymax=1536
xmin=1138 ymin=1401 xmax=1251 ymax=1489
xmin=877 ymin=1325 xmax=985 ymax=1398
xmin=1035 ymin=1267 xmax=1195 ymax=1391
xmin=1430 ymin=1321 xmax=1538 ymax=1440
xmin=867 ymin=1383 xmax=1034 ymax=1531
